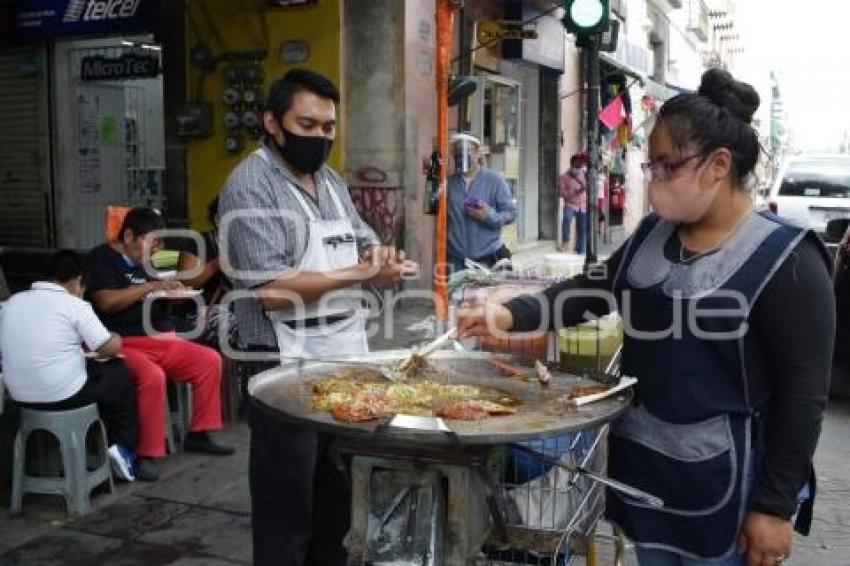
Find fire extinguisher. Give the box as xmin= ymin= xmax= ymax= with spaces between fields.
xmin=611 ymin=181 xmax=625 ymax=212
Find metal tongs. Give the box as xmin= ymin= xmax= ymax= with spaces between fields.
xmin=395 ymin=326 xmax=459 ymax=373
xmin=510 ymin=443 xmax=664 ymax=508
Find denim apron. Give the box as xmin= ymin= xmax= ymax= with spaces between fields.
xmin=607 ymin=211 xmax=823 ymax=559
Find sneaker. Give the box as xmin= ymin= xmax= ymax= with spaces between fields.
xmin=108 ymin=444 xmax=135 ymax=482
xmin=184 ymin=431 xmax=235 ymax=456
xmin=134 ymin=457 xmax=161 ymax=482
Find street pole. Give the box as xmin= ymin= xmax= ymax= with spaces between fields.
xmin=434 ymin=0 xmax=454 ymax=324
xmin=585 ymin=34 xmax=600 ymax=266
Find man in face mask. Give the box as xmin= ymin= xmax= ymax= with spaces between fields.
xmin=558 ymin=153 xmax=588 ymax=254
xmin=219 ymin=69 xmax=417 ymax=566
xmin=446 ymin=133 xmax=518 ymax=272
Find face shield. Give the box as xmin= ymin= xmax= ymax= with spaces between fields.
xmin=451 ymin=133 xmax=481 ymax=174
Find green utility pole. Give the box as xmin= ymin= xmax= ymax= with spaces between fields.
xmin=563 ymin=0 xmax=609 ymax=265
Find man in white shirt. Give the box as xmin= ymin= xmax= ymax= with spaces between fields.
xmin=0 ymin=250 xmax=137 ymax=481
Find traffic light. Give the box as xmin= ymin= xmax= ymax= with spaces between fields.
xmin=563 ymin=0 xmax=610 ymax=36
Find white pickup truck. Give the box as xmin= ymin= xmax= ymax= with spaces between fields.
xmin=768 ymin=154 xmax=850 ymax=237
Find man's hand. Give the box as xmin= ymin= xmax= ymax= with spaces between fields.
xmin=457 ymin=302 xmax=514 ymax=338
xmin=466 ymin=203 xmax=491 ymax=222
xmin=362 ymin=245 xmax=399 ymax=267
xmin=150 ymin=280 xmax=186 ymax=292
xmin=365 ymin=259 xmax=418 ymax=287
xmin=736 ymin=511 xmax=793 ymax=566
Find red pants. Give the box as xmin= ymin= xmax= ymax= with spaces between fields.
xmin=122 ymin=333 xmax=223 ymax=458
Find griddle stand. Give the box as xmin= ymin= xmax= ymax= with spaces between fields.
xmin=334 ymin=439 xmax=506 ymax=566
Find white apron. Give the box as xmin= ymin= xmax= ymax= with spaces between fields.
xmin=257 ymin=149 xmax=368 ymax=360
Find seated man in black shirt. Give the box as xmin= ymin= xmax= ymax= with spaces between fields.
xmin=86 ymin=207 xmax=234 ymax=482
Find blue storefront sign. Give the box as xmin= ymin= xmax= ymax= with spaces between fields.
xmin=14 ymin=0 xmax=156 ymax=39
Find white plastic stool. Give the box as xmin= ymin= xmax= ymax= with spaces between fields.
xmin=10 ymin=403 xmax=114 ymax=516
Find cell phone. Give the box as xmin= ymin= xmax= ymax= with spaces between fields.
xmin=464 ymin=196 xmax=483 ymax=208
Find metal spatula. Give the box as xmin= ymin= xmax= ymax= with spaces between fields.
xmin=396 ymin=326 xmax=458 ymax=373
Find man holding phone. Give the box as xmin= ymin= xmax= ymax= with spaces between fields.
xmin=445 ymin=133 xmax=517 ymax=272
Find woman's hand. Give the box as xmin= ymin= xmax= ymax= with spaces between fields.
xmin=457 ymin=302 xmax=514 ymax=338
xmin=737 ymin=511 xmax=793 ymax=566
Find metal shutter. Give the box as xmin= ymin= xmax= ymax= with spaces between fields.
xmin=0 ymin=46 xmax=52 ymax=248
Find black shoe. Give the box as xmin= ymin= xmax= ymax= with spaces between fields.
xmin=134 ymin=458 xmax=161 ymax=482
xmin=184 ymin=431 xmax=235 ymax=456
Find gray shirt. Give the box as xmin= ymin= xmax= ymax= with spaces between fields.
xmin=219 ymin=142 xmax=378 ymax=348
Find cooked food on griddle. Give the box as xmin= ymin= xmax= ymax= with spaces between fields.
xmin=396 ymin=352 xmax=424 ymax=373
xmin=435 ymin=401 xmax=490 ymax=421
xmin=310 ymin=370 xmax=520 ymax=423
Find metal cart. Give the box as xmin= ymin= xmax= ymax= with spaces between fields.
xmin=248 ymin=350 xmax=637 ymax=565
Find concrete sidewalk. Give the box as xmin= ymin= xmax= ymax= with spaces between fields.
xmin=4 ymin=400 xmax=850 ymax=565
xmin=4 ymin=401 xmax=850 ymax=565
xmin=0 ymin=424 xmax=252 ymax=565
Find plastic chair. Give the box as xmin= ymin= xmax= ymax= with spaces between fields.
xmin=10 ymin=404 xmax=114 ymax=516
xmin=165 ymin=381 xmax=192 ymax=454
xmin=105 ymin=205 xmax=131 ymax=241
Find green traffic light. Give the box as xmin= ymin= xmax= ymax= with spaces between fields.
xmin=571 ymin=0 xmax=604 ymax=28
xmin=563 ymin=0 xmax=609 ymax=36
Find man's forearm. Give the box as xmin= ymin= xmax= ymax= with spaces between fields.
xmin=96 ymin=333 xmax=122 ymax=358
xmin=258 ymin=264 xmax=371 ymax=310
xmin=91 ymin=283 xmax=156 ymax=313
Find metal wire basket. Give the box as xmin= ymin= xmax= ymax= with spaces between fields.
xmin=474 ymin=348 xmax=624 ymax=566
xmin=471 ymin=425 xmax=608 ymax=565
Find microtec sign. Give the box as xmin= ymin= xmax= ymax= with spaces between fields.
xmin=81 ymin=53 xmax=160 ymax=81
xmin=14 ymin=0 xmax=156 ymax=38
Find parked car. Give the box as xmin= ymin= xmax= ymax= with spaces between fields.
xmin=768 ymin=154 xmax=850 ymax=235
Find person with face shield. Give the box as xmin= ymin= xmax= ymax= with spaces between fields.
xmin=456 ymin=69 xmax=833 ymax=566
xmin=219 ymin=69 xmax=417 ymax=566
xmin=446 ymin=133 xmax=518 ymax=271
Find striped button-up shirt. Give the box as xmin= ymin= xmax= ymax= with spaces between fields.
xmin=219 ymin=142 xmax=378 ymax=348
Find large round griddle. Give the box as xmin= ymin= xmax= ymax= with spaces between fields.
xmin=247 ymin=350 xmax=632 ymax=446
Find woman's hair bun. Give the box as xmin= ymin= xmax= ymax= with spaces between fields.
xmin=697 ymin=68 xmax=760 ymax=124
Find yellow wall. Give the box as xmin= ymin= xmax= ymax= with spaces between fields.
xmin=185 ymin=0 xmax=343 ymax=230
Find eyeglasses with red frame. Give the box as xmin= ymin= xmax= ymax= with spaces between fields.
xmin=640 ymin=154 xmax=702 ymax=182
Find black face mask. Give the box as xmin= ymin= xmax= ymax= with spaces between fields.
xmin=273 ymin=126 xmax=333 ymax=174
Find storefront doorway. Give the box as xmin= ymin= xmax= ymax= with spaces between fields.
xmin=53 ymin=36 xmax=165 ymax=249
xmin=469 ymin=74 xmax=523 ymax=249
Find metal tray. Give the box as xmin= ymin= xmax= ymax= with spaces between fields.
xmin=247 ymin=350 xmax=632 ymax=446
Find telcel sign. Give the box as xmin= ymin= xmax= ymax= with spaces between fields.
xmin=15 ymin=0 xmax=155 ymax=38
xmin=64 ymin=0 xmax=141 ymax=22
